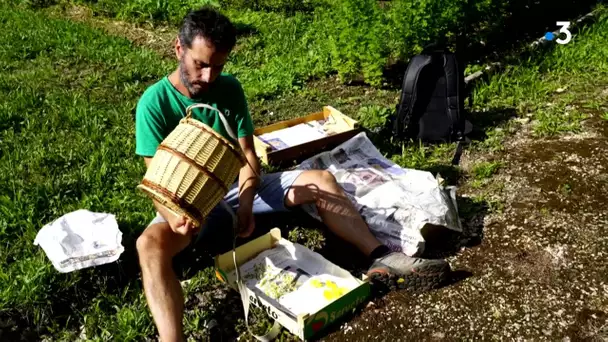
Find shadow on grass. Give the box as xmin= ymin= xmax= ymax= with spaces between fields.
xmin=183 ymin=281 xmax=244 ymax=341
xmin=467 ymin=107 xmax=518 ymax=142
xmin=234 ymin=21 xmax=259 ymax=37
xmin=456 ymin=0 xmax=601 ymax=67
xmin=425 ymin=164 xmax=464 ymax=186
xmin=418 ymin=196 xmax=488 ymax=260
xmin=360 ymin=94 xmax=516 ymax=143
xmin=358 ymin=105 xmax=517 ymax=181
xmin=173 ymin=209 xmax=328 ymax=280
xmin=382 ymin=0 xmax=601 ymax=89
xmin=469 ymin=107 xmax=518 ymax=132
xmin=0 ymin=310 xmax=39 ymax=341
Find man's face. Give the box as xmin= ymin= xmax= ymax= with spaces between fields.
xmin=176 ymin=36 xmax=230 ymax=97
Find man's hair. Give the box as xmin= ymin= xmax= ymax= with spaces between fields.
xmin=178 ymin=7 xmax=237 ymax=52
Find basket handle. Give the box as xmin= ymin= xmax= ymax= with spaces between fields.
xmin=185 ymin=103 xmax=239 ymax=142
xmin=185 ymin=103 xmax=263 ymax=186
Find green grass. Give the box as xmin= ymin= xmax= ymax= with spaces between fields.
xmin=357 ymin=104 xmax=392 ymax=131
xmin=602 ymin=112 xmax=608 ymax=121
xmin=468 ymin=161 xmax=502 ymax=189
xmin=471 ymin=161 xmax=502 ymax=180
xmin=560 ymin=183 xmax=573 ymax=197
xmin=0 ymin=4 xmax=169 ymax=338
xmin=1 ymin=1 xmax=608 ymax=341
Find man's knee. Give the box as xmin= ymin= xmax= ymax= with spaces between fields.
xmin=136 ymin=229 xmax=170 ymax=264
xmin=136 ymin=233 xmax=158 ymax=258
xmin=316 ymin=170 xmax=338 ymax=188
xmin=287 ymin=170 xmax=341 ymax=206
xmin=137 ymin=223 xmax=192 ymax=264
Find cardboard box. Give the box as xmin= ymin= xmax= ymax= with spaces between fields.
xmin=253 ymin=106 xmax=360 ymax=166
xmin=214 ymin=228 xmax=370 ymax=341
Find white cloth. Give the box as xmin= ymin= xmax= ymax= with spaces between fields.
xmin=33 ymin=209 xmax=124 ymax=273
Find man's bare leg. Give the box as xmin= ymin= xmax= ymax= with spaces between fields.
xmin=136 ymin=222 xmax=192 ymax=342
xmin=285 ymin=170 xmax=450 ymax=291
xmin=285 ymin=170 xmax=382 ymax=256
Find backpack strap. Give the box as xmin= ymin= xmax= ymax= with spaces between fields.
xmin=443 ymin=53 xmax=471 ymax=166
xmin=442 ymin=53 xmax=464 ymax=141
xmin=393 ymin=54 xmax=433 ymax=139
xmin=451 ymin=140 xmax=464 ymax=165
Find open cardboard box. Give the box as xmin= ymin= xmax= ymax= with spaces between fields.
xmin=253 ymin=106 xmax=360 ymax=166
xmin=214 ymin=228 xmax=370 ymax=341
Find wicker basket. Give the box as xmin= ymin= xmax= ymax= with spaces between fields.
xmin=137 ymin=104 xmax=246 ymax=227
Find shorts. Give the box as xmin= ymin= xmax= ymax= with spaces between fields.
xmin=146 ymin=170 xmax=307 ymax=255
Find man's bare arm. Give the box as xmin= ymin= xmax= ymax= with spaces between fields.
xmin=237 ymin=135 xmax=261 ymax=208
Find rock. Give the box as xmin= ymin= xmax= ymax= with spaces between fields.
xmin=432 ymin=332 xmax=446 ymax=339
xmin=78 ymin=324 xmax=87 ymax=341
xmin=195 ymin=293 xmax=208 ymax=306
xmin=204 ymin=319 xmax=218 ymax=329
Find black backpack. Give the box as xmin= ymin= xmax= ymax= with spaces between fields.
xmin=391 ymin=47 xmax=472 ymax=163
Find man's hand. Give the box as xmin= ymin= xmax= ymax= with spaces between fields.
xmin=236 ymin=203 xmax=255 ymax=238
xmin=167 ymin=214 xmax=199 ymax=237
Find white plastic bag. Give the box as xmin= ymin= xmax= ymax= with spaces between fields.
xmin=33 ymin=209 xmax=124 ymax=273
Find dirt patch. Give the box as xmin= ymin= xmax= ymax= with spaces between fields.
xmin=566 ymin=309 xmax=608 ymax=341
xmin=317 ymin=116 xmax=608 ymax=340
xmin=509 ymin=137 xmax=608 ymax=213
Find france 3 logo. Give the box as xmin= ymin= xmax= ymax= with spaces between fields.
xmin=545 ymin=21 xmax=572 ymax=45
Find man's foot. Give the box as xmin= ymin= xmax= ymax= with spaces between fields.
xmin=367 ymin=252 xmax=450 ymax=292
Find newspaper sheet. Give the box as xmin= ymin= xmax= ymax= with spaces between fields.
xmin=298 ymin=132 xmax=461 ymax=256
xmin=231 ymin=239 xmax=360 ymax=317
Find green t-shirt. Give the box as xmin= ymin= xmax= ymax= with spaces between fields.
xmin=135 ymin=73 xmax=254 ymax=157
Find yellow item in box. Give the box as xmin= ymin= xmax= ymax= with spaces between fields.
xmin=214 ymin=228 xmax=370 ymax=340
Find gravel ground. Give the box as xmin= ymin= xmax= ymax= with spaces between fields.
xmin=319 ymin=119 xmax=608 ymax=341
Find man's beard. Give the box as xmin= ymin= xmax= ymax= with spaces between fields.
xmin=179 ymin=58 xmax=206 ymax=97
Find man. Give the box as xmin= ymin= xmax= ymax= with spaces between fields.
xmin=135 ymin=7 xmax=450 ymax=342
